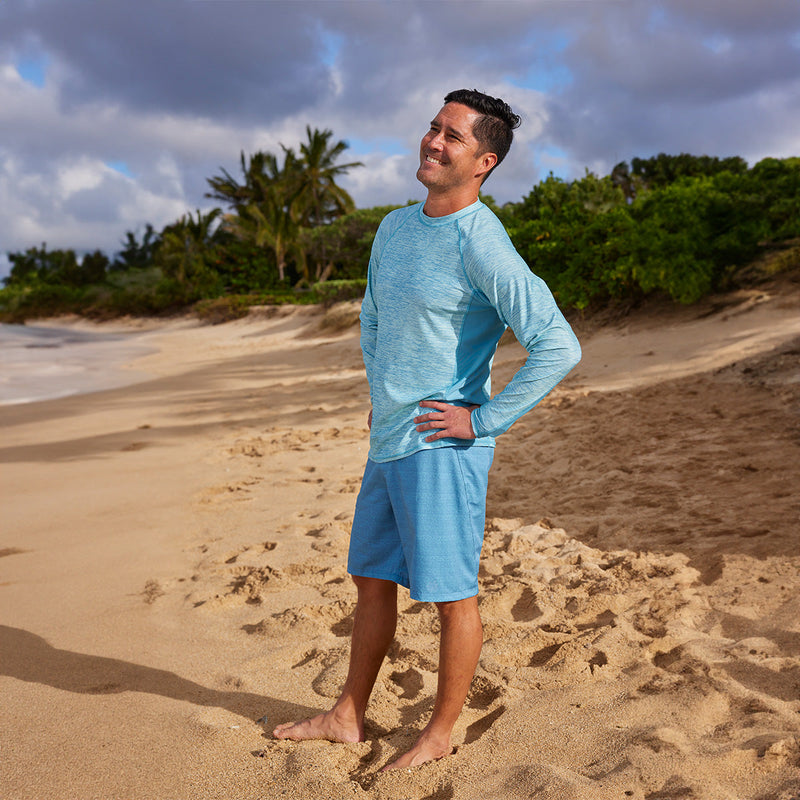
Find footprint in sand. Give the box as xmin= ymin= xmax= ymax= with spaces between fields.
xmin=141 ymin=578 xmax=165 ymax=604
xmin=223 ymin=565 xmax=283 ymax=605
xmin=528 ymin=642 xmax=565 ymax=667
xmin=466 ymin=675 xmax=505 ymax=710
xmin=197 ymin=478 xmax=261 ymax=505
xmin=227 ymin=438 xmax=268 ymax=458
xmin=510 ymin=586 xmax=544 ymax=623
xmin=336 ymin=476 xmax=361 ymax=494
xmin=388 ymin=667 xmax=424 ymax=700
xmin=296 ymin=471 xmax=325 ymax=485
xmin=242 ymin=600 xmax=355 ymax=640
xmin=387 ymin=643 xmax=438 ymax=673
xmin=223 ymin=545 xmax=253 ymax=564
xmin=310 ymin=648 xmax=350 ymax=698
xmin=480 ymin=582 xmax=544 ymax=625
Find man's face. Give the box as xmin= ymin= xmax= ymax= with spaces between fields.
xmin=416 ymin=102 xmax=491 ymax=192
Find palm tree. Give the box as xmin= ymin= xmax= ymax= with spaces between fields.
xmin=206 ymin=129 xmax=363 ymax=285
xmin=209 ymin=149 xmax=306 ymax=283
xmin=293 ymin=127 xmax=363 ymax=282
xmin=223 ymin=184 xmax=301 ymax=284
xmin=114 ymin=224 xmax=160 ymax=270
xmin=296 ymin=126 xmax=363 ymax=227
xmin=158 ymin=208 xmax=222 ymax=290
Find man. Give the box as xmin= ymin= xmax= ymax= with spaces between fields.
xmin=274 ymin=89 xmax=581 ymax=770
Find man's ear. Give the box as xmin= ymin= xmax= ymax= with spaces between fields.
xmin=475 ymin=152 xmax=498 ymax=179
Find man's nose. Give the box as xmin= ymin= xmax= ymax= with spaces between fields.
xmin=428 ymin=131 xmax=445 ymax=150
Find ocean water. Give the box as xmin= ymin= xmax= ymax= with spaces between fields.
xmin=0 ymin=323 xmax=154 ymax=406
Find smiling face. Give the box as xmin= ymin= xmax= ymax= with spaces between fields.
xmin=416 ymin=102 xmax=497 ymax=211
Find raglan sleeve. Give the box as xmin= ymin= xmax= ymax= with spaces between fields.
xmin=465 ymin=225 xmax=581 ymax=439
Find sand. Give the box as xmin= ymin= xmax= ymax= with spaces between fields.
xmin=2 ymin=277 xmax=800 ymax=800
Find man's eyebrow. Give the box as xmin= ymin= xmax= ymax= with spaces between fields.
xmin=430 ymin=120 xmax=466 ymax=139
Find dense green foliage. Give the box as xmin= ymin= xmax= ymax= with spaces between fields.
xmin=503 ymin=154 xmax=800 ymax=308
xmin=2 ymin=148 xmax=799 ymax=322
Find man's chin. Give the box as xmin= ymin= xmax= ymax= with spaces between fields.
xmin=416 ymin=166 xmax=432 ymax=186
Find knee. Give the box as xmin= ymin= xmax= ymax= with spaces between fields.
xmin=435 ymin=595 xmax=480 ymax=623
xmin=352 ymin=574 xmax=397 ymax=601
xmin=351 ymin=574 xmax=378 ymax=591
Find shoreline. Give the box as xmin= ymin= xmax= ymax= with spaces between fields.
xmin=0 ymin=318 xmax=164 ymax=406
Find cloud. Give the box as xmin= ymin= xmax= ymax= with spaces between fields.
xmin=0 ymin=0 xmax=798 ymax=278
xmin=539 ymin=0 xmax=800 ymax=173
xmin=1 ymin=0 xmax=334 ymax=123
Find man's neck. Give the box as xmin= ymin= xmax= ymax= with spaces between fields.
xmin=422 ymin=188 xmax=480 ymax=218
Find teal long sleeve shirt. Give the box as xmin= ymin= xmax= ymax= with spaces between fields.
xmin=360 ymin=200 xmax=581 ymax=463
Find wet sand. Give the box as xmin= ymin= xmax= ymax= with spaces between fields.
xmin=0 ymin=320 xmax=159 ymax=405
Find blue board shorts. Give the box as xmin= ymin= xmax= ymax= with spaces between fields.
xmin=347 ymin=446 xmax=494 ymax=602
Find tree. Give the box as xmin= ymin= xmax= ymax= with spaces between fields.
xmin=208 ymin=130 xmax=363 ymax=285
xmin=80 ymin=250 xmax=110 ymax=284
xmin=5 ymin=245 xmax=88 ymax=287
xmin=208 ymin=149 xmax=305 ymax=283
xmin=627 ymin=174 xmax=765 ymax=303
xmin=156 ymin=208 xmax=223 ymax=297
xmin=629 ymin=153 xmax=748 ymax=190
xmin=303 ymin=204 xmax=401 ymax=283
xmin=296 ymin=126 xmax=363 ymax=227
xmin=5 ymin=247 xmax=42 ymax=286
xmin=113 ymin=224 xmax=160 ymax=270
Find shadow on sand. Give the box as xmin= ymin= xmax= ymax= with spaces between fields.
xmin=1 ymin=624 xmax=316 ymax=726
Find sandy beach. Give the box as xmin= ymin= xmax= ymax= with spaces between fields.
xmin=2 ymin=275 xmax=800 ymax=800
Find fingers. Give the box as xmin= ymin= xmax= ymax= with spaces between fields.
xmin=413 ymin=404 xmax=475 ymax=441
xmin=413 ymin=412 xmax=444 ymax=425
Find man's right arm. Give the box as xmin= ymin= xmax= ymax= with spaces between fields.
xmin=360 ymin=215 xmax=391 ymax=401
xmin=359 ymin=254 xmax=378 ymax=390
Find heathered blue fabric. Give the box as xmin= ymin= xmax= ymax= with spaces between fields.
xmin=360 ymin=199 xmax=581 ymax=463
xmin=347 ymin=446 xmax=494 ymax=601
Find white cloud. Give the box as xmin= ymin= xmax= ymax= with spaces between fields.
xmin=57 ymin=158 xmax=105 ymax=196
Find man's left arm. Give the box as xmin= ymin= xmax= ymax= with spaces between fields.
xmin=414 ymin=236 xmax=580 ymax=441
xmin=470 ymin=261 xmax=581 ymax=438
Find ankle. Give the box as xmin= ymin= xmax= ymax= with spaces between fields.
xmin=330 ymin=697 xmax=363 ymax=728
xmin=418 ymin=722 xmax=453 ymax=749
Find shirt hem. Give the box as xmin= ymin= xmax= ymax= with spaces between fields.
xmin=367 ymin=438 xmax=496 ymax=464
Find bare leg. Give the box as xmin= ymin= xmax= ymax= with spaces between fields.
xmin=383 ymin=594 xmax=482 ymax=770
xmin=273 ymin=576 xmax=397 ymax=742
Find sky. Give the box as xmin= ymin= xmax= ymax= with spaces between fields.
xmin=2 ymin=0 xmax=800 ymax=276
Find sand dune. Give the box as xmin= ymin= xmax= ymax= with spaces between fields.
xmin=1 ymin=278 xmax=799 ymax=799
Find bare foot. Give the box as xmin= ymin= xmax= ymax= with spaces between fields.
xmin=273 ymin=709 xmax=363 ymax=744
xmin=381 ymin=729 xmax=453 ymax=771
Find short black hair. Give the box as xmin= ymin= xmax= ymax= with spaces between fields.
xmin=444 ymin=88 xmax=521 ymax=180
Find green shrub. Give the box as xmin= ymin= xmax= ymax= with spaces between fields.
xmin=311 ymin=279 xmax=368 ymax=305
xmin=194 ymin=295 xmax=253 ymax=324
xmin=0 ymin=282 xmax=83 ymax=322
